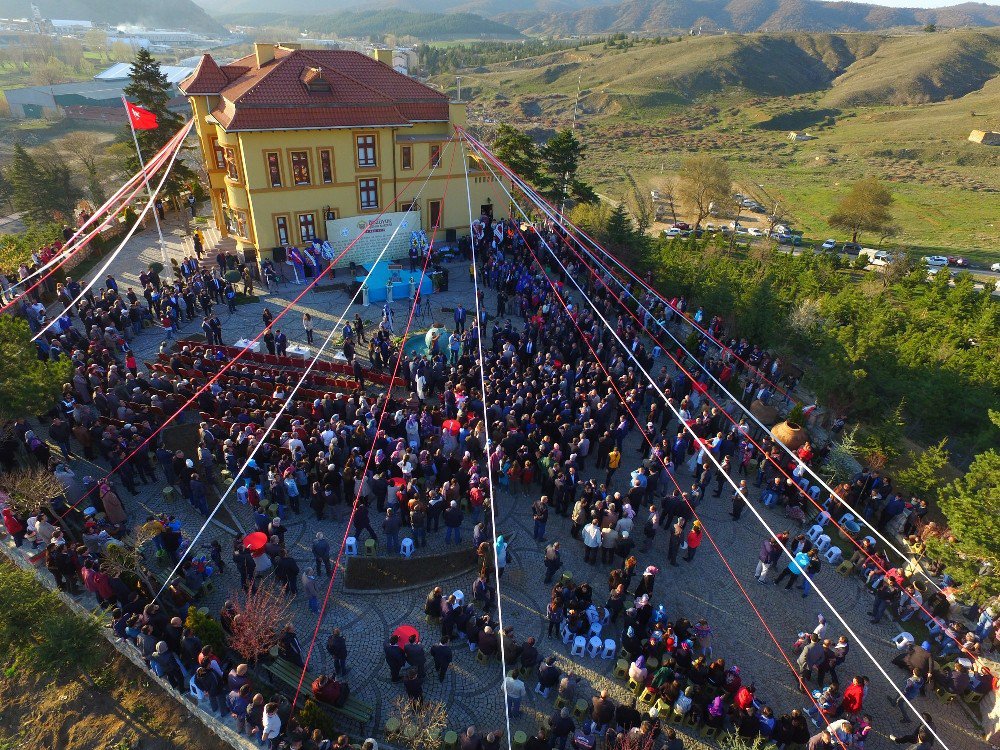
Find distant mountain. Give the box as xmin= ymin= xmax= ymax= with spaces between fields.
xmin=496 ymin=0 xmax=1000 ymax=35
xmin=212 ymin=10 xmax=523 ymax=41
xmin=0 ymin=0 xmax=227 ymax=34
xmin=197 ymin=0 xmax=608 ymax=16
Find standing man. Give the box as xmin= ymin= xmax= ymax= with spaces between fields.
xmin=582 ymin=517 xmax=601 ymax=565
xmin=430 ymin=636 xmax=453 ymax=682
xmin=543 ymin=542 xmax=562 ymax=584
xmin=667 ymin=517 xmax=685 ymax=567
xmin=383 ymin=507 xmax=401 ymax=554
xmin=326 ymin=627 xmax=348 ymax=676
xmin=313 ymin=532 xmax=332 ymax=576
xmin=532 ymin=496 xmax=550 ymax=542
xmin=384 ymin=635 xmax=406 ymax=682
xmin=404 ymin=634 xmax=427 ymax=679
xmin=730 ymin=479 xmax=748 ymax=520
xmin=454 ymin=303 xmax=467 ymax=333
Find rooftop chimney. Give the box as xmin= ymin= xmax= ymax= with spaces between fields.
xmin=254 ymin=43 xmax=276 ymax=67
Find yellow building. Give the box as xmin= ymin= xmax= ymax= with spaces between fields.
xmin=179 ymin=43 xmax=494 ymax=264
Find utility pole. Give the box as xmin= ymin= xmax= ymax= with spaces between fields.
xmin=572 ymin=73 xmax=582 ymax=130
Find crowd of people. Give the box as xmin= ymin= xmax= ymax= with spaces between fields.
xmin=0 ymin=204 xmax=994 ymax=750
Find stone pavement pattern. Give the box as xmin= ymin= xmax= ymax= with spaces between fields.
xmin=30 ymin=207 xmax=990 ymax=749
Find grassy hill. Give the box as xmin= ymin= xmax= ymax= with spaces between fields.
xmin=500 ymin=0 xmax=1000 ymax=35
xmin=0 ymin=0 xmax=226 ymax=34
xmin=455 ymin=30 xmax=1000 ymax=258
xmin=213 ymin=10 xmax=522 ymax=41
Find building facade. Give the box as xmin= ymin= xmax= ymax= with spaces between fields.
xmin=179 ymin=43 xmax=494 ymax=263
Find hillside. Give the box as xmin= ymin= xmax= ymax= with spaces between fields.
xmin=499 ymin=0 xmax=1000 ymax=35
xmin=214 ymin=10 xmax=522 ymax=40
xmin=197 ymin=0 xmax=1000 ymax=33
xmin=0 ymin=0 xmax=226 ymax=33
xmin=455 ymin=30 xmax=1000 ymax=258
xmin=453 ymin=30 xmax=1000 ymax=112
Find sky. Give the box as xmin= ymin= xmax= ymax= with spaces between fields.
xmin=831 ymin=0 xmax=1000 ymax=5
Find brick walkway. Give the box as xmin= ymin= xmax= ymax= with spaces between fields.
xmin=27 ymin=209 xmax=991 ymax=750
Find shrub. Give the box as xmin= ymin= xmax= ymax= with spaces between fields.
xmin=297 ymin=699 xmax=338 ymax=740
xmin=185 ymin=606 xmax=227 ymax=656
xmin=225 ymin=270 xmax=241 ymax=284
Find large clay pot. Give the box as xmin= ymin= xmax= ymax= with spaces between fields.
xmin=772 ymin=420 xmax=808 ymax=450
xmin=750 ymin=399 xmax=779 ymax=426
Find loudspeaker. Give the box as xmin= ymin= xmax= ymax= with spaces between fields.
xmin=445 ymin=228 xmax=457 ymax=243
xmin=271 ymin=246 xmax=286 ymax=262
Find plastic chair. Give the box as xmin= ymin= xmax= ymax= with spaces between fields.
xmin=573 ymin=699 xmax=589 ymax=720
xmin=816 ymin=511 xmax=832 ymax=527
xmin=571 ymin=636 xmax=587 ymax=657
xmin=614 ymin=659 xmax=628 ymax=679
xmin=400 ymin=537 xmax=415 ymax=558
xmin=628 ymin=675 xmax=641 ymax=693
xmin=837 ymin=560 xmax=855 ymax=576
xmin=809 ymin=485 xmax=821 ymax=501
xmin=892 ymin=632 xmax=915 ymax=650
xmin=587 ymin=635 xmax=603 ymax=658
xmin=345 ymin=537 xmax=358 ymax=556
xmin=823 ymin=546 xmax=843 ymax=565
xmin=805 ymin=524 xmax=824 ymax=543
xmin=602 ymin=639 xmax=617 ymax=659
xmin=452 ymin=590 xmax=464 ymax=607
xmin=534 ymin=682 xmax=550 ymax=697
xmin=863 ymin=535 xmax=877 ymax=548
xmin=815 ymin=534 xmax=832 ymax=553
xmin=364 ymin=538 xmax=376 ymax=556
xmin=588 ymin=622 xmax=603 ymax=638
xmin=561 ymin=622 xmax=573 ymax=645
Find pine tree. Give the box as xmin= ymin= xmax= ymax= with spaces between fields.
xmin=7 ymin=144 xmax=80 ymax=226
xmin=540 ymin=129 xmax=596 ymax=207
xmin=605 ymin=202 xmax=634 ymax=251
xmin=0 ymin=165 xmax=11 ymax=211
xmin=926 ymin=447 xmax=1000 ymax=604
xmin=0 ymin=317 xmax=73 ymax=421
xmin=122 ymin=49 xmax=192 ymax=197
xmin=491 ymin=124 xmax=544 ymax=187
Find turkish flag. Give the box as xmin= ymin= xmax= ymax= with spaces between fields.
xmin=125 ymin=102 xmax=158 ymax=130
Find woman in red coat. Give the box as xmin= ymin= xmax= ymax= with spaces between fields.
xmin=684 ymin=521 xmax=704 ymax=562
xmin=840 ymin=675 xmax=866 ymax=717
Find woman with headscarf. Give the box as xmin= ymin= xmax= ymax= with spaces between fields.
xmin=98 ymin=479 xmax=127 ymax=527
xmin=495 ymin=535 xmax=508 ymax=578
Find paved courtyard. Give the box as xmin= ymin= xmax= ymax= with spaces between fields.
xmin=19 ymin=208 xmax=992 ymax=749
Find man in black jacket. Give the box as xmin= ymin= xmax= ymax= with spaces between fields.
xmin=384 ymin=635 xmax=406 ymax=682
xmin=273 ymin=550 xmax=299 ymax=595
xmin=326 ymin=627 xmax=348 ymax=676
xmin=403 ymin=634 xmax=427 ymax=678
xmin=430 ymin=636 xmax=453 ymax=682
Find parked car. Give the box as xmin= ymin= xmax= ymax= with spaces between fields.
xmin=924 ymin=255 xmax=949 ymax=267
xmin=948 ymin=256 xmax=969 ymax=267
xmin=842 ymin=242 xmax=862 ymax=254
xmin=870 ymin=250 xmax=896 ymax=266
xmin=650 ymin=190 xmax=661 ymax=200
xmin=704 ymin=222 xmax=717 ymax=232
xmin=747 ymin=227 xmax=763 ymax=237
xmin=735 ymin=226 xmax=751 ymax=236
xmin=821 ymin=239 xmax=837 ymax=250
xmin=992 ymin=262 xmax=1000 ymax=272
xmin=662 ymin=228 xmax=683 ymax=237
xmin=671 ymin=221 xmax=690 ymax=231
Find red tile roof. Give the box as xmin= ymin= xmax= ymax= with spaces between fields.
xmin=180 ymin=47 xmax=451 ymax=132
xmin=180 ymin=54 xmax=229 ymax=95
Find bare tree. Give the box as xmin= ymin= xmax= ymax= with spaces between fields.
xmin=622 ymin=170 xmax=654 ymax=235
xmin=677 ymin=155 xmax=731 ymax=230
xmin=650 ymin=176 xmax=678 ymax=224
xmin=0 ymin=466 xmax=65 ymax=516
xmin=386 ymin=696 xmax=448 ymax=750
xmin=228 ymin=583 xmax=292 ymax=663
xmin=100 ymin=523 xmax=161 ymax=594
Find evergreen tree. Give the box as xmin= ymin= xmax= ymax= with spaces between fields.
xmin=122 ymin=49 xmax=192 ymax=197
xmin=491 ymin=124 xmax=544 ymax=188
xmin=605 ymin=202 xmax=634 ymax=251
xmin=7 ymin=144 xmax=80 ymax=226
xmin=896 ymin=438 xmax=950 ymax=503
xmin=540 ymin=129 xmax=596 ymax=207
xmin=0 ymin=165 xmax=11 ymax=211
xmin=926 ymin=447 xmax=1000 ymax=604
xmin=0 ymin=317 xmax=72 ymax=422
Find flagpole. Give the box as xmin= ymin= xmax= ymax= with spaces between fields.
xmin=123 ymin=96 xmax=167 ymax=265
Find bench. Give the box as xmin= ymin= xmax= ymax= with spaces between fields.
xmin=266 ymin=657 xmax=373 ymax=730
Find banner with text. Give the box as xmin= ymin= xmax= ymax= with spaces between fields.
xmin=325 ymin=211 xmax=418 ymax=268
